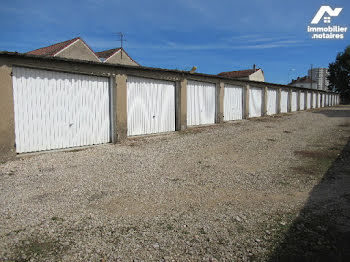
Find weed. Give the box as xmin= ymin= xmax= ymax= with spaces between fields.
xmin=51 ymin=216 xmax=64 ymax=222
xmin=199 ymin=227 xmax=206 ymax=235
xmin=236 ymin=224 xmax=245 ymax=234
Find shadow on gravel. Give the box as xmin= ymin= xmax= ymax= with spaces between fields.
xmin=267 ymin=138 xmax=350 ymax=262
xmin=312 ymin=105 xmax=350 ymax=118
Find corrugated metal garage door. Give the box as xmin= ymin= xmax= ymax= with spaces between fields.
xmin=306 ymin=92 xmax=311 ymax=109
xmin=223 ymin=84 xmax=243 ymax=121
xmin=318 ymin=93 xmax=321 ymax=108
xmin=249 ymin=87 xmax=262 ymax=118
xmin=267 ymin=88 xmax=278 ymax=115
xmin=291 ymin=91 xmax=297 ymax=112
xmin=322 ymin=94 xmax=325 ymax=107
xmin=312 ymin=93 xmax=316 ymax=108
xmin=127 ymin=76 xmax=175 ymax=136
xmin=187 ymin=80 xmax=216 ymax=126
xmin=281 ymin=90 xmax=289 ymax=113
xmin=300 ymin=92 xmax=305 ymax=110
xmin=332 ymin=94 xmax=334 ymax=106
xmin=12 ymin=67 xmax=111 ymax=153
xmin=331 ymin=95 xmax=333 ymax=106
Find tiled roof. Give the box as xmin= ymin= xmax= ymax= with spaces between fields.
xmin=95 ymin=48 xmax=121 ymax=59
xmin=27 ymin=37 xmax=80 ymax=56
xmin=96 ymin=47 xmax=140 ymax=65
xmin=289 ymin=76 xmax=316 ymax=84
xmin=217 ymin=68 xmax=260 ymax=78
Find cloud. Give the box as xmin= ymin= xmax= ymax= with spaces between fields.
xmin=125 ymin=38 xmax=306 ymax=51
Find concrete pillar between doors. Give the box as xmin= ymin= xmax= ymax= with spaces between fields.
xmin=217 ymin=82 xmax=225 ymax=123
xmin=288 ymin=88 xmax=292 ymax=112
xmin=179 ymin=78 xmax=187 ymax=130
xmin=244 ymin=84 xmax=250 ymax=119
xmin=115 ymin=74 xmax=127 ymax=142
xmin=262 ymin=86 xmax=268 ymax=116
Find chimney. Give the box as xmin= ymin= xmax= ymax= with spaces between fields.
xmin=253 ymin=64 xmax=256 ymax=70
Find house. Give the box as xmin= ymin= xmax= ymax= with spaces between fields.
xmin=27 ymin=37 xmax=100 ymax=62
xmin=289 ymin=76 xmax=317 ymax=89
xmin=27 ymin=37 xmax=139 ymax=66
xmin=218 ymin=65 xmax=265 ymax=82
xmin=96 ymin=48 xmax=139 ymax=66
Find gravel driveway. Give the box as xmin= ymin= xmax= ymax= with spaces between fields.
xmin=1 ymin=106 xmax=350 ymax=261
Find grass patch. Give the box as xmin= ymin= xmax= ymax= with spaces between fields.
xmin=294 ymin=150 xmax=335 ymax=159
xmin=290 ymin=166 xmax=316 ymax=176
xmin=13 ymin=236 xmax=63 ymax=261
xmin=266 ymin=210 xmax=339 ymax=261
xmin=292 ymin=149 xmax=338 ymax=180
xmin=179 ymin=128 xmax=203 ymax=135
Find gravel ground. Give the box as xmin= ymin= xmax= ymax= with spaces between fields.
xmin=1 ymin=106 xmax=350 ymax=261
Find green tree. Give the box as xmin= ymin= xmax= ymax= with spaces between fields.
xmin=328 ymin=45 xmax=350 ymax=103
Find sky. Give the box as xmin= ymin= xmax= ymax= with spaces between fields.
xmin=0 ymin=0 xmax=349 ymax=84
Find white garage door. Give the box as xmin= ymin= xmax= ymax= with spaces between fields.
xmin=127 ymin=76 xmax=175 ymax=136
xmin=312 ymin=93 xmax=316 ymax=108
xmin=291 ymin=91 xmax=297 ymax=112
xmin=281 ymin=90 xmax=289 ymax=113
xmin=318 ymin=93 xmax=321 ymax=108
xmin=267 ymin=88 xmax=278 ymax=115
xmin=331 ymin=95 xmax=333 ymax=106
xmin=223 ymin=84 xmax=243 ymax=121
xmin=322 ymin=94 xmax=326 ymax=107
xmin=306 ymin=92 xmax=311 ymax=109
xmin=12 ymin=67 xmax=111 ymax=153
xmin=300 ymin=92 xmax=305 ymax=110
xmin=249 ymin=87 xmax=262 ymax=118
xmin=187 ymin=80 xmax=216 ymax=126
